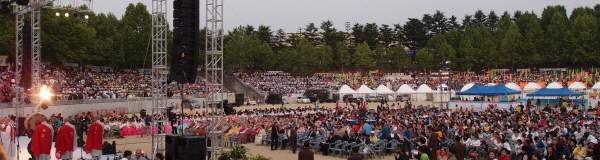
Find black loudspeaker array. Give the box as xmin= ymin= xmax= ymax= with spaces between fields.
xmin=169 ymin=0 xmax=200 ymax=84
xmin=21 ymin=23 xmax=32 ymax=90
xmin=16 ymin=0 xmax=30 ymax=6
xmin=165 ymin=134 xmax=210 ymax=160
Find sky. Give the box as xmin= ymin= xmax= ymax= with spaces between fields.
xmin=93 ymin=0 xmax=598 ymax=32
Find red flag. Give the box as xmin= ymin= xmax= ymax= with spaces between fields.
xmin=55 ymin=124 xmax=76 ymax=159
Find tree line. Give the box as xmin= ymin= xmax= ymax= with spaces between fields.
xmin=0 ymin=4 xmax=599 ymax=72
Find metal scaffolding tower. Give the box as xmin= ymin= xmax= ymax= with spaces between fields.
xmin=150 ymin=0 xmax=169 ymax=158
xmin=12 ymin=0 xmax=92 ymax=125
xmin=205 ymin=0 xmax=224 ymax=159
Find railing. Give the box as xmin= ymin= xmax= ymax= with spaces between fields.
xmin=224 ymin=75 xmax=266 ymax=100
xmin=0 ymin=94 xmax=204 ymax=108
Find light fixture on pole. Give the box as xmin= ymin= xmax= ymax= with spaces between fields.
xmin=55 ymin=12 xmax=60 ymax=16
xmin=64 ymin=12 xmax=69 ymax=17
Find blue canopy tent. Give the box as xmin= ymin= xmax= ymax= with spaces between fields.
xmin=526 ymin=87 xmax=582 ymax=97
xmin=456 ymin=84 xmax=521 ymax=95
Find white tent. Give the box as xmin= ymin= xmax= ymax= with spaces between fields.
xmin=338 ymin=85 xmax=357 ymax=94
xmin=505 ymin=83 xmax=522 ymax=91
xmin=414 ymin=84 xmax=432 ymax=101
xmin=593 ymin=82 xmax=600 ymax=89
xmin=435 ymin=84 xmax=449 ymax=91
xmin=523 ymin=82 xmax=542 ymax=90
xmin=568 ymin=82 xmax=587 ymax=90
xmin=356 ymin=85 xmax=374 ymax=94
xmin=397 ymin=84 xmax=416 ymax=93
xmin=416 ymin=84 xmax=433 ymax=93
xmin=485 ymin=83 xmax=497 ymax=86
xmin=546 ymin=82 xmax=563 ymax=89
xmin=460 ymin=83 xmax=475 ymax=92
xmin=374 ymin=85 xmax=395 ymax=94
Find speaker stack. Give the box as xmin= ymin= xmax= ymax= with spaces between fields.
xmin=169 ymin=0 xmax=200 ymax=84
xmin=165 ymin=134 xmax=210 ymax=160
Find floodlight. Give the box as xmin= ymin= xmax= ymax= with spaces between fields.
xmin=55 ymin=12 xmax=60 ymax=16
xmin=84 ymin=14 xmax=89 ymax=19
xmin=64 ymin=12 xmax=69 ymax=17
xmin=39 ymin=85 xmax=52 ymax=100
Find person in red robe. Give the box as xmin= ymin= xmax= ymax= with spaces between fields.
xmin=85 ymin=116 xmax=104 ymax=160
xmin=31 ymin=120 xmax=54 ymax=160
xmin=55 ymin=118 xmax=77 ymax=160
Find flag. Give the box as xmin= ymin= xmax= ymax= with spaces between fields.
xmin=561 ymin=71 xmax=564 ymax=78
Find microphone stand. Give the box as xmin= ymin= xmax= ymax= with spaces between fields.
xmin=356 ymin=136 xmax=382 ymax=160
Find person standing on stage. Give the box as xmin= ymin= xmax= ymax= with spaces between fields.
xmin=55 ymin=118 xmax=77 ymax=160
xmin=85 ymin=116 xmax=104 ymax=160
xmin=1 ymin=118 xmax=17 ymax=160
xmin=31 ymin=120 xmax=54 ymax=160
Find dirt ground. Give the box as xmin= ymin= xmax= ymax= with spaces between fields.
xmin=108 ymin=101 xmax=449 ymax=160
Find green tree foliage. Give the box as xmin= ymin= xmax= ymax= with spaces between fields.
xmin=0 ymin=14 xmax=15 ymax=57
xmin=334 ymin=41 xmax=353 ymax=69
xmin=415 ymin=47 xmax=434 ymax=70
xmin=388 ymin=45 xmax=411 ymax=69
xmin=223 ymin=27 xmax=274 ymax=72
xmin=501 ymin=23 xmax=523 ymax=69
xmin=401 ymin=18 xmax=428 ymax=52
xmin=540 ymin=5 xmax=567 ymax=31
xmin=353 ymin=42 xmax=375 ymax=68
xmin=120 ymin=3 xmax=152 ymax=68
xmin=486 ymin=11 xmax=499 ymax=31
xmin=291 ymin=39 xmax=319 ymax=74
xmin=316 ymin=45 xmax=333 ymax=68
xmin=544 ymin=12 xmax=571 ymax=66
xmin=2 ymin=4 xmax=600 ymax=73
xmin=571 ymin=14 xmax=600 ymax=66
xmin=320 ymin=20 xmax=343 ymax=46
xmin=304 ymin=23 xmax=320 ymax=46
xmin=256 ymin=25 xmax=273 ymax=44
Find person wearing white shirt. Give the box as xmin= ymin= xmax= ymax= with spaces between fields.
xmin=512 ymin=133 xmax=523 ymax=142
xmin=587 ymin=133 xmax=598 ymax=144
xmin=501 ymin=139 xmax=512 ymax=152
xmin=467 ymin=136 xmax=481 ymax=153
xmin=514 ymin=139 xmax=523 ymax=155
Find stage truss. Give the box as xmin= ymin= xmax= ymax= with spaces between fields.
xmin=12 ymin=0 xmax=92 ymax=136
xmin=150 ymin=0 xmax=168 ymax=158
xmin=205 ymin=0 xmax=224 ymax=159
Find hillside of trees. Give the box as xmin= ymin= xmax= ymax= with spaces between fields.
xmin=0 ymin=3 xmax=599 ymax=72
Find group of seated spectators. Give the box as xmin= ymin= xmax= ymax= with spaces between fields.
xmin=235 ymin=72 xmax=339 ymax=95
xmin=178 ymin=100 xmax=600 ymax=160
xmin=0 ymin=66 xmax=14 ymax=102
xmin=235 ymin=70 xmax=600 ymax=98
xmin=0 ymin=65 xmax=213 ymax=102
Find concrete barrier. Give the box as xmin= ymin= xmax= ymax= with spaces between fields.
xmin=0 ymin=97 xmax=208 ymax=118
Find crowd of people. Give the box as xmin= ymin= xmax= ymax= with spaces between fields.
xmin=235 ymin=70 xmax=600 ymax=98
xmin=0 ymin=65 xmax=211 ymax=103
xmin=0 ymin=66 xmax=14 ymax=102
xmin=235 ymin=72 xmax=339 ymax=95
xmin=175 ymin=99 xmax=600 ymax=160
